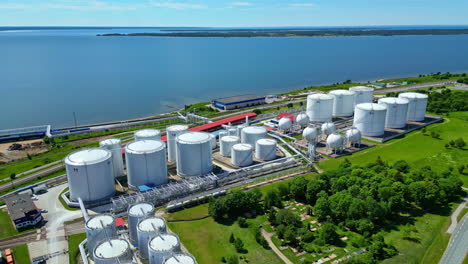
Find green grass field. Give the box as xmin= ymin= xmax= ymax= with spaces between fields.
xmin=12 ymin=244 xmax=31 ymax=264
xmin=68 ymin=233 xmax=86 ymax=264
xmin=166 ymin=204 xmax=209 ymax=221
xmin=319 ymin=112 xmax=468 ymax=187
xmin=0 ymin=209 xmax=18 ymax=239
xmin=168 ymin=215 xmax=283 ymax=264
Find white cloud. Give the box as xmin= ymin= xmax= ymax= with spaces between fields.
xmin=0 ymin=4 xmax=30 ymax=9
xmin=231 ymin=2 xmax=252 ymax=6
xmin=150 ymin=1 xmax=207 ymax=10
xmin=289 ymin=3 xmax=315 ymax=7
xmin=47 ymin=1 xmax=138 ymax=11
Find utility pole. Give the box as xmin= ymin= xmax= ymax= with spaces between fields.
xmin=73 ymin=112 xmax=78 ymax=128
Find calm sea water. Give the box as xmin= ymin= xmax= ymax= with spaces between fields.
xmin=1 ymin=28 xmax=468 ymax=129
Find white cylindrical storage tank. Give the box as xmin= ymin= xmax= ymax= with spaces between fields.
xmin=210 ymin=134 xmax=217 ymax=149
xmin=303 ymin=126 xmax=319 ymax=143
xmin=398 ymin=92 xmax=428 ymax=121
xmin=99 ymin=138 xmax=124 ymax=178
xmin=93 ymin=239 xmax=133 ymax=264
xmin=231 ymin=143 xmax=253 ymax=167
xmin=378 ymin=97 xmax=409 ymax=128
xmin=137 ymin=216 xmax=167 ymax=260
xmin=128 ymin=203 xmax=154 ymax=244
xmin=176 ymin=132 xmax=213 ymax=177
xmin=135 ymin=129 xmax=161 ymax=141
xmin=125 ymin=140 xmax=168 ymax=189
xmin=236 ymin=125 xmax=246 ymax=137
xmin=255 ymin=139 xmax=277 ymax=161
xmin=164 ymin=253 xmax=197 ymax=264
xmin=65 ymin=148 xmax=115 ymax=203
xmin=321 ymin=122 xmax=336 ymax=137
xmin=241 ymin=126 xmax=267 ymax=150
xmin=295 ymin=113 xmax=309 ymax=127
xmin=220 ymin=136 xmax=240 ymax=157
xmin=166 ymin=125 xmax=189 ymax=163
xmin=353 ymin=103 xmax=387 ymax=137
xmin=349 ymin=86 xmax=374 ymax=106
xmin=306 ymin=94 xmax=334 ymax=122
xmin=85 ymin=214 xmax=117 ymax=257
xmin=219 ymin=131 xmax=228 ymax=142
xmin=326 ymin=133 xmax=345 ymax=153
xmin=228 ymin=128 xmax=237 ymax=136
xmin=278 ymin=117 xmax=293 ymax=130
xmin=149 ymin=234 xmax=181 ymax=264
xmin=329 ymin=90 xmax=356 ymax=117
xmin=345 ymin=127 xmax=362 ymax=147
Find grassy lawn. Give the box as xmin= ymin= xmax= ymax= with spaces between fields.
xmin=68 ymin=233 xmax=86 ymax=264
xmin=458 ymin=207 xmax=468 ymax=222
xmin=12 ymin=244 xmax=31 ymax=264
xmin=168 ymin=214 xmax=283 ymax=264
xmin=0 ymin=168 xmax=66 ymax=198
xmin=59 ymin=187 xmax=80 ymax=211
xmin=319 ymin=112 xmax=468 ymax=187
xmin=166 ymin=204 xmax=209 ymax=221
xmin=0 ymin=209 xmax=18 ymax=239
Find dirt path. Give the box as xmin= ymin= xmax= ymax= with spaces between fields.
xmin=262 ymin=229 xmax=293 ymax=264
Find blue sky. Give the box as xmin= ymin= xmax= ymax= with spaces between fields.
xmin=0 ymin=0 xmax=467 ymax=27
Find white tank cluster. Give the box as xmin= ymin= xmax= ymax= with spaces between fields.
xmin=398 ymin=92 xmax=428 ymax=122
xmin=321 ymin=122 xmax=336 ymax=138
xmin=345 ymin=127 xmax=362 ymax=147
xmin=255 ymin=139 xmax=277 ymax=161
xmin=164 ymin=253 xmax=198 ymax=264
xmin=378 ymin=97 xmax=409 ymax=128
xmin=219 ymin=131 xmax=228 ymax=139
xmin=353 ymin=103 xmax=387 ymax=136
xmin=231 ymin=143 xmax=254 ymax=167
xmin=236 ymin=124 xmax=246 ymax=137
xmin=220 ymin=136 xmax=240 ymax=157
xmin=302 ymin=126 xmax=319 ymax=143
xmin=99 ymin=138 xmax=124 ymax=178
xmin=125 ymin=140 xmax=168 ymax=189
xmin=149 ymin=233 xmax=181 ymax=264
xmin=93 ymin=239 xmax=134 ymax=264
xmin=135 ymin=129 xmax=161 ymax=141
xmin=278 ymin=117 xmax=293 ymax=131
xmin=65 ymin=148 xmax=115 ymax=203
xmin=329 ymin=90 xmax=355 ymax=117
xmin=326 ymin=133 xmax=345 ymax=154
xmin=176 ymin=132 xmax=213 ymax=177
xmin=166 ymin=125 xmax=189 ymax=163
xmin=228 ymin=128 xmax=237 ymax=136
xmin=210 ymin=134 xmax=217 ymax=149
xmin=295 ymin=113 xmax=310 ymax=127
xmin=128 ymin=203 xmax=154 ymax=244
xmin=138 ymin=216 xmax=167 ymax=260
xmin=241 ymin=126 xmax=267 ymax=150
xmin=306 ymin=94 xmax=334 ymax=122
xmin=349 ymin=86 xmax=374 ymax=106
xmin=85 ymin=214 xmax=117 ymax=257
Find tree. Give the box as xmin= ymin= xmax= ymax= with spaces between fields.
xmin=226 ymin=255 xmax=239 ymax=264
xmin=449 ymin=140 xmax=456 ymax=147
xmin=284 ymin=226 xmax=298 ymax=246
xmin=306 ymin=179 xmax=327 ymax=205
xmin=421 ymin=127 xmax=427 ymax=135
xmin=237 ymin=217 xmax=248 ymax=228
xmin=458 ymin=164 xmax=465 ymax=174
xmin=290 ymin=176 xmax=308 ymax=202
xmin=455 ymin=138 xmax=466 ymax=149
xmin=264 ymin=190 xmax=283 ymax=211
xmin=430 ymin=131 xmax=440 ymax=139
xmin=209 ymin=198 xmax=226 ymax=221
xmin=229 ymin=233 xmax=235 ymax=243
xmin=277 ymin=184 xmax=290 ymax=199
xmin=276 ymin=209 xmax=302 ymax=227
xmin=234 ymin=238 xmax=245 ymax=253
xmin=287 ymin=103 xmax=293 ymax=108
xmin=318 ymin=223 xmax=339 ymax=245
xmin=393 ymin=160 xmax=410 ymax=173
xmin=26 ymin=153 xmax=32 ymax=160
xmin=10 ymin=173 xmax=16 ymax=181
xmin=314 ymin=194 xmax=331 ymax=222
xmin=253 ymin=109 xmax=262 ymax=115
xmin=277 ymin=225 xmax=286 ymax=239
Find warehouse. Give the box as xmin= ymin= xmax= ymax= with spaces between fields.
xmin=212 ymin=94 xmax=266 ymax=110
xmin=5 ymin=193 xmax=43 ymax=229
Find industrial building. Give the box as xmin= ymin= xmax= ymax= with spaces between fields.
xmin=5 ymin=193 xmax=43 ymax=229
xmin=212 ymin=94 xmax=266 ymax=110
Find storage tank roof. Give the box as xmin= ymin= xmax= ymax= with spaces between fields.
xmin=242 ymin=126 xmax=267 ymax=134
xmin=86 ymin=214 xmax=114 ymax=229
xmin=165 ymin=254 xmax=196 ymax=264
xmin=177 ymin=132 xmax=211 ymax=144
xmin=307 ymin=93 xmax=333 ymax=100
xmin=94 ymin=239 xmax=129 ymax=259
xmin=221 ymin=136 xmax=240 ymax=142
xmin=99 ymin=138 xmax=121 ymax=146
xmin=256 ymin=138 xmax=276 ymax=145
xmin=329 ymin=89 xmax=355 ymax=95
xmin=128 ymin=203 xmax=154 ymax=216
xmin=349 ymin=86 xmax=374 ymax=91
xmin=150 ymin=234 xmax=179 ymax=251
xmin=356 ymin=103 xmax=386 ymax=111
xmin=378 ymin=97 xmax=409 ymax=104
xmin=398 ymin=92 xmax=428 ymax=99
xmin=232 ymin=143 xmax=253 ymax=151
xmin=126 ymin=140 xmax=165 ymax=154
xmin=135 ymin=129 xmax=160 ymax=137
xmin=66 ymin=148 xmax=111 ymax=166
xmin=138 ymin=216 xmax=165 ymax=232
xmin=167 ymin=125 xmax=189 ymax=132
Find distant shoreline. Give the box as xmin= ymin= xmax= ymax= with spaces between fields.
xmin=97 ymin=28 xmax=468 ymax=38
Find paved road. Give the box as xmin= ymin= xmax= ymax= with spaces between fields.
xmin=447 ymin=189 xmax=468 ymax=234
xmin=262 ymin=229 xmax=293 ymax=264
xmin=377 ymin=80 xmax=456 ymax=93
xmin=440 ymin=214 xmax=468 ymax=264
